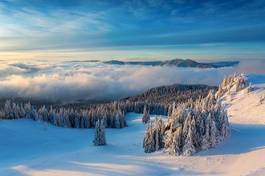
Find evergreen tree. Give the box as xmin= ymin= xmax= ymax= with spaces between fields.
xmin=93 ymin=119 xmax=106 ymax=146
xmin=142 ymin=105 xmax=150 ymax=124
xmin=143 ymin=117 xmax=165 ymax=153
xmin=182 ymin=126 xmax=196 ymax=156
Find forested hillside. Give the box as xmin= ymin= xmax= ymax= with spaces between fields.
xmin=123 ymin=84 xmax=216 ymax=105
xmin=0 ymin=84 xmax=215 ymax=129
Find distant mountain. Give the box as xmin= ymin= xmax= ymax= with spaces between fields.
xmin=205 ymin=61 xmax=240 ymax=68
xmin=103 ymin=60 xmax=161 ymax=66
xmin=103 ymin=59 xmax=239 ymax=68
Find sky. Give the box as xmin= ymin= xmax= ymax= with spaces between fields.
xmin=0 ymin=0 xmax=265 ymax=61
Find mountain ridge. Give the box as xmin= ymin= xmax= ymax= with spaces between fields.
xmin=103 ymin=58 xmax=239 ymax=68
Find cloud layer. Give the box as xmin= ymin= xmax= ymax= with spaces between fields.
xmin=0 ymin=60 xmax=263 ymax=102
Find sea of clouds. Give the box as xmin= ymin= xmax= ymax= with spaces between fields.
xmin=0 ymin=59 xmax=264 ymax=102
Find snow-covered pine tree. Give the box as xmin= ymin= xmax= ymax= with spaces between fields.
xmin=182 ymin=118 xmax=196 ymax=156
xmin=114 ymin=108 xmax=125 ymax=128
xmin=120 ymin=110 xmax=126 ymax=128
xmin=209 ymin=113 xmax=218 ymax=147
xmin=220 ymin=107 xmax=230 ymax=139
xmin=142 ymin=105 xmax=150 ymax=124
xmin=201 ymin=114 xmax=211 ymax=150
xmin=12 ymin=102 xmax=20 ymax=119
xmin=143 ymin=117 xmax=165 ymax=153
xmin=93 ymin=119 xmax=106 ymax=146
xmin=4 ymin=100 xmax=12 ymax=119
xmin=24 ymin=102 xmax=32 ymax=119
xmin=114 ymin=112 xmax=121 ymax=128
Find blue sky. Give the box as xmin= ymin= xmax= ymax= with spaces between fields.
xmin=0 ymin=0 xmax=265 ymax=60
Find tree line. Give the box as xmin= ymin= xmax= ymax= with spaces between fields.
xmin=0 ymin=84 xmax=214 ymax=129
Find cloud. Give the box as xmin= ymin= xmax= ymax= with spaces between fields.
xmin=0 ymin=60 xmax=240 ymax=102
xmin=0 ymin=59 xmax=264 ymax=102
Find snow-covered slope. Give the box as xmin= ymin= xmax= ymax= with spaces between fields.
xmin=1 ymin=113 xmax=265 ymax=176
xmin=227 ymin=88 xmax=265 ymax=124
xmin=224 ymin=74 xmax=265 ymax=124
xmin=0 ymin=74 xmax=265 ymax=176
xmin=1 ymin=114 xmax=178 ymax=176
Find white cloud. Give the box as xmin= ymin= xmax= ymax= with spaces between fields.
xmin=0 ymin=60 xmax=237 ymax=101
xmin=0 ymin=59 xmax=263 ymax=102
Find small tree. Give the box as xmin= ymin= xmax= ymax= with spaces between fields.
xmin=93 ymin=119 xmax=106 ymax=146
xmin=142 ymin=106 xmax=150 ymax=124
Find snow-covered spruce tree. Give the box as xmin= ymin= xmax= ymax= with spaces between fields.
xmin=182 ymin=113 xmax=196 ymax=156
xmin=142 ymin=105 xmax=150 ymax=124
xmin=24 ymin=102 xmax=32 ymax=119
xmin=113 ymin=107 xmax=126 ymax=128
xmin=143 ymin=117 xmax=165 ymax=153
xmin=93 ymin=119 xmax=106 ymax=146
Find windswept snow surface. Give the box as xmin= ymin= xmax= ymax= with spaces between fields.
xmin=0 ymin=74 xmax=265 ymax=176
xmin=227 ymin=74 xmax=265 ymax=124
xmin=1 ymin=115 xmax=186 ymax=176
